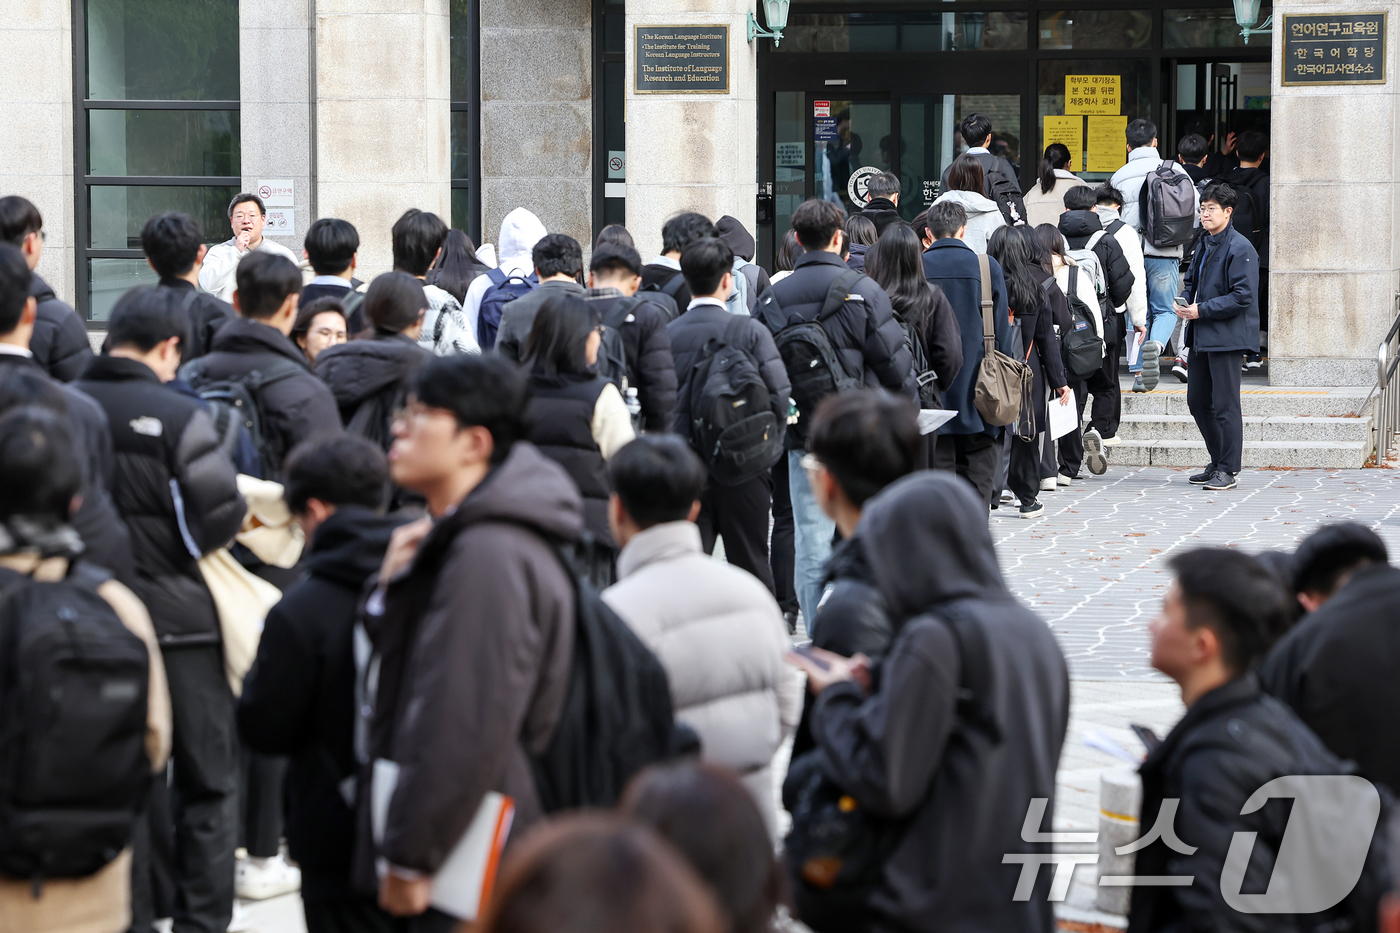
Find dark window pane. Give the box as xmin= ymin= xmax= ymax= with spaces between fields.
xmin=778 ymin=12 xmax=1028 ymax=52
xmin=89 ymin=185 xmax=239 ymax=248
xmin=89 ymin=110 xmax=238 ymax=176
xmin=605 ymin=10 xmax=624 ymax=55
xmin=605 ymin=62 xmax=624 ymax=165
xmin=1165 ymin=8 xmax=1273 ymax=47
xmin=451 ymin=111 xmax=472 ymax=179
xmin=450 ymin=0 xmax=473 ymax=102
xmin=86 ymin=0 xmax=239 ymax=100
xmin=88 ymin=258 xmax=159 ymax=321
xmin=604 ymin=198 xmax=625 ymax=227
xmin=1039 ymin=11 xmax=1152 ymax=49
xmin=903 ymin=94 xmax=1023 ymax=213
xmin=452 ymin=187 xmax=471 ymax=234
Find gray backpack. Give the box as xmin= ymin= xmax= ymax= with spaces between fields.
xmin=1139 ymin=163 xmax=1196 ymax=248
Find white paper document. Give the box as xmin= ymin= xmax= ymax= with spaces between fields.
xmin=916 ymin=409 xmax=958 ymax=435
xmin=1127 ymin=332 xmax=1145 ymax=368
xmin=1048 ymin=394 xmax=1079 ymax=441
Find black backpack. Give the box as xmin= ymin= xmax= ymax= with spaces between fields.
xmin=687 ymin=316 xmax=783 ymax=486
xmin=0 ymin=563 xmax=151 ymax=884
xmin=595 ymin=298 xmax=638 ymax=395
xmin=1061 ymin=266 xmax=1105 ymax=379
xmin=897 ymin=310 xmax=942 ymax=410
xmin=180 ymin=354 xmax=305 ymax=479
xmin=763 ymin=270 xmax=865 ymax=421
xmin=965 ymin=153 xmax=1029 ymax=227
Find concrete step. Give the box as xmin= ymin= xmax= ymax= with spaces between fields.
xmin=1104 ymin=439 xmax=1369 ymax=469
xmin=1111 ymin=414 xmax=1372 ymax=443
xmin=1117 ymin=386 xmax=1372 ymax=418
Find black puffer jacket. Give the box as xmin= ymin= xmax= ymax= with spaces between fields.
xmin=157 ymin=277 xmax=235 ymax=362
xmin=587 ymin=291 xmax=678 ymax=433
xmin=28 ymin=273 xmax=94 ymax=382
xmin=315 ymin=332 xmax=431 ymax=448
xmin=755 ymin=251 xmax=915 ymax=447
xmin=1058 ymin=210 xmax=1135 ymax=311
xmin=74 ymin=355 xmax=245 ymax=644
xmin=526 ymin=373 xmax=614 ymax=545
xmin=855 ymin=198 xmax=904 ymax=237
xmin=668 ymin=302 xmax=790 ymax=440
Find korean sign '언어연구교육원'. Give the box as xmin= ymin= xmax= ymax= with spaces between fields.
xmin=1282 ymin=13 xmax=1386 ymax=85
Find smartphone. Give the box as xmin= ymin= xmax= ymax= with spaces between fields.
xmin=791 ymin=643 xmax=832 ymax=671
xmin=1173 ymin=296 xmax=1190 ymax=308
xmin=1130 ymin=723 xmax=1162 ymax=753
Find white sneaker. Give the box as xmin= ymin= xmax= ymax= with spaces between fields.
xmin=1101 ymin=434 xmax=1122 ymax=447
xmin=235 ymin=853 xmax=302 ymax=901
xmin=1083 ymin=427 xmax=1108 ymax=476
xmin=227 ymin=903 xmax=253 ymax=933
xmin=1039 ymin=477 xmax=1057 ymax=491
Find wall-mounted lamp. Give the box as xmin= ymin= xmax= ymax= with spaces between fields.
xmin=1233 ymin=0 xmax=1272 ymax=44
xmin=747 ymin=0 xmax=790 ymax=46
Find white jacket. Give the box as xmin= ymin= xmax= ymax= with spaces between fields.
xmin=1053 ymin=254 xmax=1105 ymax=358
xmin=1109 ymin=148 xmax=1199 ymax=259
xmin=933 ymin=190 xmax=1007 ymax=255
xmin=1097 ymin=206 xmax=1148 ymax=328
xmin=418 ymin=284 xmax=480 ymax=356
xmin=463 ymin=208 xmax=547 ymax=340
xmin=1023 ymin=170 xmax=1088 ymax=229
xmin=198 ymin=237 xmax=298 ymax=304
xmin=603 ymin=521 xmax=802 ymax=834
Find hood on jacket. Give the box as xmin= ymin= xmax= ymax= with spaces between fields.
xmin=715 ymin=215 xmax=756 ymax=261
xmin=28 ymin=273 xmax=57 ymax=303
xmin=1058 ymin=209 xmax=1105 ymax=240
xmin=210 ymin=316 xmax=313 ymax=367
xmin=315 ymin=334 xmax=427 ymax=406
xmin=305 ymin=505 xmax=413 ymax=589
xmin=856 ymin=471 xmax=1008 ymax=623
xmin=939 ymin=189 xmax=1001 ymax=218
xmin=429 ymin=441 xmax=583 ymax=554
xmin=497 ymin=208 xmax=548 ymax=270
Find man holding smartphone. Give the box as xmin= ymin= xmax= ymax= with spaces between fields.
xmin=1176 ymin=183 xmax=1260 ymax=492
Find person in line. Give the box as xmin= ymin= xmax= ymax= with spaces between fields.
xmin=198 ymin=193 xmax=299 ymax=304
xmin=73 ymin=286 xmax=247 ymax=933
xmin=715 ymin=215 xmax=773 ymax=315
xmin=643 ymin=212 xmax=716 ymax=311
xmin=1013 ymin=226 xmax=1077 ymax=492
xmin=771 ymin=229 xmax=802 ymax=284
xmin=1025 ymin=143 xmax=1088 ymax=228
xmin=1224 ymin=131 xmax=1270 ymax=372
xmin=299 ymin=218 xmax=366 ymax=334
xmin=1129 ymin=547 xmax=1385 ymax=933
xmin=1110 ymin=120 xmax=1200 ymax=392
xmin=1094 ymin=184 xmax=1151 ymax=391
xmin=621 ymin=761 xmax=787 ymax=933
xmin=788 ymin=470 xmax=1069 ymax=933
xmin=523 ymin=295 xmax=635 ymax=586
xmin=141 ymin=211 xmax=236 ymax=362
xmin=921 ymin=200 xmax=1017 ymax=508
xmin=316 ymin=272 xmax=432 ymax=449
xmin=391 ymin=209 xmax=478 ymax=356
xmin=0 ymin=195 xmax=94 ymax=381
xmin=424 ymin=229 xmax=489 ymax=309
xmin=843 ymin=214 xmax=877 ymax=273
xmin=0 ymin=406 xmax=171 ymax=933
xmin=583 ymin=243 xmax=678 ymax=433
xmin=463 ymin=207 xmax=548 ymax=340
xmin=756 ymin=198 xmax=914 ymax=626
xmin=933 ymin=154 xmax=1007 ymax=254
xmin=290 ymin=296 xmax=349 ymax=366
xmin=940 ymin=112 xmax=1024 ymax=202
xmin=237 ymin=434 xmax=413 ymax=933
xmin=366 ymin=355 xmax=582 ymax=932
xmin=495 ymin=233 xmax=586 ymax=361
xmin=1177 ymin=183 xmax=1259 ymax=492
xmin=853 ymin=171 xmax=904 ymax=236
xmin=1036 ymin=225 xmax=1105 ymax=481
xmin=602 ymin=436 xmax=801 ymax=833
xmin=1177 ymin=132 xmax=1210 ymax=186
xmin=596 ymin=223 xmax=635 ymax=251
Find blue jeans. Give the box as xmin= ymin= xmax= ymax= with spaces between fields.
xmin=788 ymin=449 xmax=835 ymax=629
xmin=1132 ymin=256 xmax=1182 ymax=372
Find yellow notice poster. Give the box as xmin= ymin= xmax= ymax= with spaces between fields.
xmin=1065 ymin=75 xmax=1121 ymax=115
xmin=1042 ymin=115 xmax=1083 ymax=172
xmin=1086 ymin=116 xmax=1128 ymax=173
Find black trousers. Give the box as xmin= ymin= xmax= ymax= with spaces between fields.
xmin=1090 ymin=313 xmax=1125 ymax=438
xmin=1187 ymin=349 xmax=1244 ymax=474
xmin=1057 ymin=381 xmax=1093 ymax=478
xmin=1005 ymin=434 xmax=1044 ymax=505
xmin=697 ymin=471 xmax=776 ymax=594
xmin=163 ymin=644 xmax=239 ymax=933
xmin=239 ymin=749 xmax=287 ymax=858
xmin=932 ymin=432 xmax=999 ymax=509
xmin=768 ymin=458 xmax=797 ymax=616
xmin=303 ymin=896 xmax=408 ymax=933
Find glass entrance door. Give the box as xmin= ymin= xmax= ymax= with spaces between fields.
xmin=899 ymin=93 xmax=1022 ymax=221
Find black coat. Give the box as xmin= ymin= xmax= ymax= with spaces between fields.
xmin=755 ymin=251 xmax=915 ymax=447
xmin=1014 ymin=271 xmax=1068 ymax=435
xmin=845 ymin=244 xmax=869 ymax=273
xmin=806 ymin=472 xmax=1069 ymax=933
xmin=315 ymin=332 xmax=431 ymax=447
xmin=300 ymin=280 xmax=366 ymax=335
xmin=855 ymin=198 xmax=904 ymax=237
xmin=237 ymin=506 xmax=412 ymax=900
xmin=74 ymin=355 xmax=245 ymax=645
xmin=586 ymin=291 xmax=678 ymax=433
xmin=1258 ymin=563 xmax=1400 ymax=795
xmin=894 ymin=284 xmax=964 ymax=400
xmin=1223 ymin=167 xmax=1270 ymax=268
xmin=158 ymin=277 xmax=235 ymax=362
xmin=940 ymin=152 xmax=1023 ymax=197
xmin=1058 ymin=210 xmax=1135 ymax=310
xmin=1182 ymin=226 xmax=1260 ymax=354
xmin=526 ymin=373 xmax=614 ymax=545
xmin=667 ymin=302 xmax=791 ymax=440
xmin=641 ymin=263 xmax=693 ymax=313
xmin=28 ymin=273 xmax=94 ymax=382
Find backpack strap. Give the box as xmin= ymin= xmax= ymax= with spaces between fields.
xmin=817 ymin=270 xmax=866 ymax=323
xmin=485 ymin=267 xmax=509 ymax=288
xmin=1085 ymin=230 xmax=1106 ymax=251
xmin=927 ymin=602 xmax=1004 ymax=744
xmin=661 ymin=273 xmax=686 ymax=298
xmin=720 ymin=313 xmax=752 ymax=350
xmin=977 ymin=254 xmax=995 ymax=353
xmin=1105 ymin=219 xmax=1126 ymax=236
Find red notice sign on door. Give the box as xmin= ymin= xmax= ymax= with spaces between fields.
xmin=814 ymin=100 xmax=831 ymax=117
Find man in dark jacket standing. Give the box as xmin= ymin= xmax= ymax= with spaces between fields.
xmin=854 ymin=172 xmax=905 ymax=236
xmin=789 ymin=471 xmax=1069 ymax=933
xmin=238 ymin=434 xmax=412 ymax=933
xmin=0 ymin=195 xmax=94 ymax=381
xmin=668 ymin=237 xmax=790 ymax=594
xmin=141 ymin=211 xmax=236 ymax=363
xmin=1177 ymin=183 xmax=1259 ymax=491
xmin=74 ymin=285 xmax=247 ymax=933
xmin=756 ymin=198 xmax=914 ymax=627
xmin=921 ymin=200 xmax=1017 ymax=507
xmin=368 ymin=355 xmax=582 ymax=932
xmin=1224 ymin=131 xmax=1270 ymax=371
xmin=584 ymin=243 xmax=677 ymax=432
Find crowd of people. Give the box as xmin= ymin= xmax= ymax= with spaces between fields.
xmin=0 ymin=108 xmax=1389 ymax=933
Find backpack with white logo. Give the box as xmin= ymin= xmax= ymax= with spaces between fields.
xmin=762 ymin=270 xmax=865 ymax=421
xmin=1139 ymin=163 xmax=1196 ymax=248
xmin=687 ymin=316 xmax=783 ymax=486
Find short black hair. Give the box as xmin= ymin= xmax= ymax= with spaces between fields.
xmin=865 ymin=172 xmax=901 ymax=200
xmin=235 ymin=251 xmax=302 ymax=319
xmin=928 ymin=200 xmax=968 ymax=239
xmin=958 ymin=113 xmax=993 ymax=148
xmin=107 ymin=285 xmax=190 ymax=354
xmin=776 ymin=229 xmax=802 ymax=273
xmin=0 ymin=243 xmax=33 ymax=335
xmin=228 ymin=192 xmax=266 ymax=218
xmin=661 ymin=213 xmax=717 ymax=255
xmin=1292 ymin=523 xmax=1389 ymax=598
xmin=292 ymin=296 xmax=348 ymax=344
xmin=1095 ymin=185 xmax=1125 ymax=208
xmin=1177 ymin=133 xmax=1209 ymax=164
xmin=411 ymin=354 xmax=529 ymax=465
xmin=792 ymin=198 xmax=846 ymax=251
xmin=680 ymin=237 xmax=734 ymax=297
xmin=596 ymin=224 xmax=636 ymax=251
xmin=364 ymin=272 xmax=428 ymax=333
xmin=533 ymin=233 xmax=584 ymax=279
xmin=608 ymin=436 xmax=707 ymax=529
xmin=303 ymin=218 xmax=360 ymax=276
xmin=1169 ymin=548 xmax=1290 ymax=674
xmin=808 ymin=390 xmax=920 ymax=507
xmin=1236 ymin=130 xmax=1268 ymax=162
xmin=910 ymin=209 xmax=929 ymax=243
xmin=392 ymin=209 xmax=450 ymax=276
xmin=1126 ymin=118 xmax=1158 ymax=150
xmin=139 ymin=212 xmax=204 ymax=279
xmin=0 ymin=195 xmax=43 ymax=246
xmin=1062 ymin=186 xmax=1098 ymax=211
xmin=283 ymin=434 xmax=389 ymax=514
xmin=1200 ymin=182 xmax=1238 ymax=212
xmin=590 ymin=243 xmax=643 ymax=278
xmin=0 ymin=406 xmax=81 ymax=521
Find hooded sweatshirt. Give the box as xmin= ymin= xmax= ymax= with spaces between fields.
xmin=932 ymin=189 xmax=1007 ymax=254
xmin=315 ymin=331 xmax=432 ymax=447
xmin=804 ymin=471 xmax=1069 ymax=933
xmin=464 ymin=208 xmax=548 ymax=341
